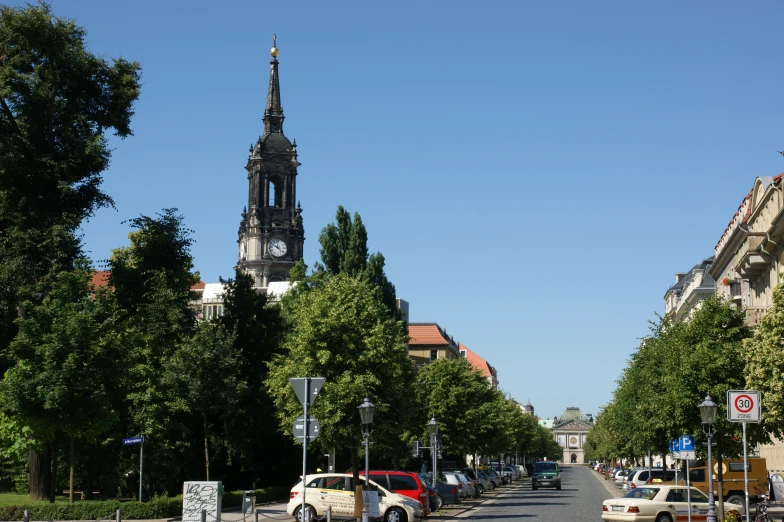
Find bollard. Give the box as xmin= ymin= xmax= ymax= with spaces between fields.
xmin=23 ymin=510 xmax=29 ymax=522
xmin=255 ymin=508 xmax=259 ymax=522
xmin=116 ymin=509 xmax=122 ymax=522
xmin=201 ymin=509 xmax=207 ymax=522
xmin=327 ymin=505 xmax=331 ymax=522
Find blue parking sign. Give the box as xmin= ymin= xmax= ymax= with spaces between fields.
xmin=679 ymin=435 xmax=695 ymax=451
xmin=669 ymin=439 xmax=680 ymax=453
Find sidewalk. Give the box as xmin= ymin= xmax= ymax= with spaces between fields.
xmin=591 ymin=469 xmax=623 ymax=499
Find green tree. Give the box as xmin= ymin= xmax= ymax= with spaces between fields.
xmin=0 ymin=0 xmax=141 ymax=351
xmin=265 ymin=274 xmax=414 ymax=481
xmin=0 ymin=3 xmax=140 ymax=497
xmin=744 ymin=283 xmax=784 ymax=439
xmin=106 ymin=209 xmax=200 ymax=493
xmin=316 ymin=207 xmax=399 ymax=317
xmin=0 ymin=263 xmax=121 ymax=502
xmin=596 ymin=298 xmax=758 ymax=464
xmin=163 ymin=323 xmax=244 ymax=481
xmin=216 ymin=268 xmax=297 ymax=485
xmin=414 ymin=358 xmax=498 ymax=458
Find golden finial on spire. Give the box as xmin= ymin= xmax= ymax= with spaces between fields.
xmin=270 ymin=34 xmax=279 ymax=57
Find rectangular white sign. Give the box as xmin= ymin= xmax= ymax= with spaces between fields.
xmin=183 ymin=481 xmax=222 ymax=522
xmin=727 ymin=390 xmax=761 ymax=423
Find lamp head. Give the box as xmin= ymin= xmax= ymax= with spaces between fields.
xmin=698 ymin=394 xmax=718 ymax=425
xmin=428 ymin=416 xmax=439 ymax=436
xmin=358 ymin=396 xmax=375 ymax=429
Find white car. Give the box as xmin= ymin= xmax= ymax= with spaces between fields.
xmin=287 ymin=473 xmax=424 ymax=522
xmin=601 ymin=485 xmax=744 ymax=522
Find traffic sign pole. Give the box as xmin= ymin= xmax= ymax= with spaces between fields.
xmin=743 ymin=421 xmax=749 ymax=522
xmin=139 ymin=438 xmax=143 ymax=502
xmin=302 ymin=377 xmax=309 ymax=522
xmin=727 ymin=389 xmax=761 ymax=522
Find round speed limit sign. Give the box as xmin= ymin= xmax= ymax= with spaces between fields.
xmin=727 ymin=390 xmax=761 ymax=423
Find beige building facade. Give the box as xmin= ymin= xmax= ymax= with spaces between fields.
xmin=551 ymin=407 xmax=593 ymax=464
xmin=708 ymin=173 xmax=784 ymax=472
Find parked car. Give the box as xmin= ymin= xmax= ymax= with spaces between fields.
xmin=419 ymin=473 xmax=461 ymax=511
xmin=613 ymin=469 xmax=630 ymax=486
xmin=287 ymin=473 xmax=424 ymax=522
xmin=532 ymin=461 xmax=561 ymax=491
xmin=362 ymin=470 xmax=431 ymax=517
xmin=440 ymin=472 xmax=467 ymax=499
xmin=444 ymin=471 xmax=477 ymax=498
xmin=515 ymin=465 xmax=528 ymax=478
xmin=626 ymin=468 xmax=677 ymax=490
xmin=483 ymin=469 xmax=504 ymax=488
xmin=503 ymin=466 xmax=520 ymax=480
xmin=473 ymin=471 xmax=494 ymax=493
xmin=601 ymin=485 xmax=744 ymax=522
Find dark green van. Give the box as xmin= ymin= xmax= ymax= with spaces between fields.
xmin=532 ymin=461 xmax=561 ymax=490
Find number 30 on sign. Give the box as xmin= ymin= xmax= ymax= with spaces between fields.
xmin=727 ymin=390 xmax=761 ymax=423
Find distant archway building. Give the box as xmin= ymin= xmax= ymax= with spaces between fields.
xmin=551 ymin=407 xmax=593 ymax=464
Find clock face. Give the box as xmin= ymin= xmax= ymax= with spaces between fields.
xmin=269 ymin=238 xmax=288 ymax=258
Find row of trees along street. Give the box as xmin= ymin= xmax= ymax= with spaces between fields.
xmin=0 ymin=3 xmax=562 ymax=502
xmin=584 ymin=293 xmax=784 ymax=469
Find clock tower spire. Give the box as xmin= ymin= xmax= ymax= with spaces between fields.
xmin=237 ymin=36 xmax=304 ymax=288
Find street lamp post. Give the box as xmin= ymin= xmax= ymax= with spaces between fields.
xmin=428 ymin=417 xmax=439 ymax=480
xmin=358 ymin=397 xmax=375 ymax=522
xmin=698 ymin=394 xmax=718 ymax=522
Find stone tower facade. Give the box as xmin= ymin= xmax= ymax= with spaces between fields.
xmin=237 ymin=39 xmax=304 ymax=287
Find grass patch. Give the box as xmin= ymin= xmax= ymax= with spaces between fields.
xmin=0 ymin=494 xmax=41 ymax=507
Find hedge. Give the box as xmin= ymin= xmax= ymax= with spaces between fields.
xmin=0 ymin=487 xmax=289 ymax=521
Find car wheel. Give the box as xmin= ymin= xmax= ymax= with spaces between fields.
xmin=385 ymin=507 xmax=407 ymax=522
xmin=725 ymin=494 xmax=744 ymax=506
xmin=655 ymin=514 xmax=673 ymax=522
xmin=532 ymin=485 xmax=538 ymax=490
xmin=556 ymin=484 xmax=561 ymax=490
xmin=293 ymin=505 xmax=316 ymax=522
xmin=477 ymin=484 xmax=484 ymax=494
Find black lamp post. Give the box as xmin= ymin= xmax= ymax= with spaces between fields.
xmin=698 ymin=394 xmax=718 ymax=522
xmin=428 ymin=416 xmax=439 ymax=479
xmin=358 ymin=397 xmax=375 ymax=522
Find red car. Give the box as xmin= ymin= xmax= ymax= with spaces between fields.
xmin=362 ymin=470 xmax=431 ymax=517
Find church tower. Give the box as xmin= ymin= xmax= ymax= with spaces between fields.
xmin=238 ymin=36 xmax=304 ymax=287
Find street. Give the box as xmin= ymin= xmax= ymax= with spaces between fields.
xmin=247 ymin=466 xmax=614 ymax=522
xmin=451 ymin=467 xmax=612 ymax=521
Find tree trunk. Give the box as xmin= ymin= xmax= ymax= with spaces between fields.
xmin=50 ymin=435 xmax=60 ymax=503
xmin=203 ymin=413 xmax=210 ymax=481
xmin=69 ymin=433 xmax=75 ymax=504
xmin=28 ymin=447 xmax=51 ymax=501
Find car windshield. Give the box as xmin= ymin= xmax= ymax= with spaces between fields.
xmin=534 ymin=462 xmax=557 ymax=472
xmin=623 ymin=487 xmax=659 ymax=500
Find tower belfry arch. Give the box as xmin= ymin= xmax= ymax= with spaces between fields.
xmin=237 ymin=36 xmax=305 ymax=288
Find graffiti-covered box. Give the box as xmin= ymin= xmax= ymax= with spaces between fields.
xmin=183 ymin=481 xmax=222 ymax=522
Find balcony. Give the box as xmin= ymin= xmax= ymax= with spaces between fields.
xmin=736 ymin=234 xmax=772 ymax=278
xmin=745 ymin=306 xmax=769 ymax=327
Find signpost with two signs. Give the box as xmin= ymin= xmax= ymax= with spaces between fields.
xmin=289 ymin=377 xmax=326 ymax=522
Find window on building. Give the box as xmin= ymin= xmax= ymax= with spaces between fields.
xmin=202 ymin=305 xmax=223 ymax=320
xmin=430 ymin=350 xmax=438 ymax=361
xmin=460 ymin=350 xmax=466 ymax=357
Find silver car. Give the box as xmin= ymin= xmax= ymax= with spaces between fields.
xmin=441 ymin=472 xmax=467 ymax=499
xmin=452 ymin=472 xmax=477 ymax=498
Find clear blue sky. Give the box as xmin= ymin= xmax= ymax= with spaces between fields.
xmin=22 ymin=0 xmax=784 ymax=420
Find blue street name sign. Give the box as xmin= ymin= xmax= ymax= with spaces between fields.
xmin=122 ymin=436 xmax=144 ymax=446
xmin=679 ymin=435 xmax=695 ymax=452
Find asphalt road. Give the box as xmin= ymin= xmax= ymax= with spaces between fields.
xmin=453 ymin=466 xmax=613 ymax=521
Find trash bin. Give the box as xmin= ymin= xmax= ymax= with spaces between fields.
xmin=242 ymin=490 xmax=254 ymax=514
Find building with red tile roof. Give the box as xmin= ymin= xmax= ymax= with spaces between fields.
xmin=407 ymin=323 xmax=461 ymax=367
xmin=458 ymin=343 xmax=498 ymax=389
